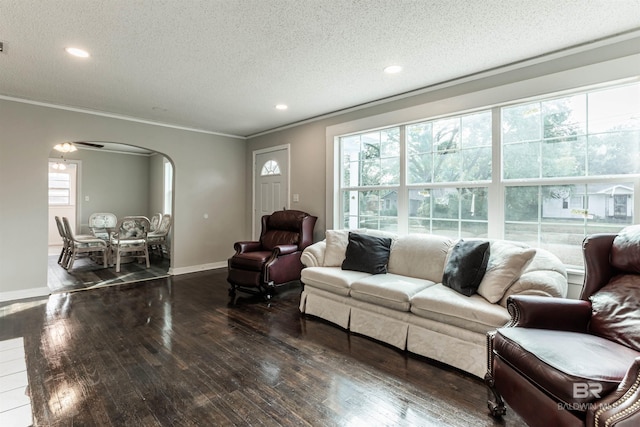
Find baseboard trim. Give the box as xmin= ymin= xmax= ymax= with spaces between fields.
xmin=169 ymin=262 xmax=227 ymax=276
xmin=0 ymin=286 xmax=50 ymax=303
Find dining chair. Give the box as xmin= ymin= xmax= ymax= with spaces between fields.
xmin=61 ymin=216 xmax=108 ymax=271
xmin=149 ymin=213 xmax=162 ymax=232
xmin=147 ymin=214 xmax=171 ymax=257
xmin=110 ymin=216 xmax=151 ymax=273
xmin=54 ymin=216 xmax=70 ymax=267
xmin=88 ymin=212 xmax=118 ymax=240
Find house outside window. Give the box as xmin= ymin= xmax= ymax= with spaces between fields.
xmin=336 ymin=81 xmax=640 ymax=268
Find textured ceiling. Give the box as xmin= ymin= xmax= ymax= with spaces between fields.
xmin=1 ymin=0 xmax=639 ymax=138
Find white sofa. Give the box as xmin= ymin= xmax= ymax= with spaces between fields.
xmin=299 ymin=230 xmax=568 ymax=378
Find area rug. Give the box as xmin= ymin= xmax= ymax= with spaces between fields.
xmin=47 ymin=255 xmax=170 ymax=294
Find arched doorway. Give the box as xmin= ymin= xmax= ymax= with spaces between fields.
xmin=47 ymin=141 xmax=175 ymax=293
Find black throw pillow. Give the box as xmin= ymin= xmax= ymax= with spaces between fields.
xmin=442 ymin=239 xmax=490 ymax=296
xmin=341 ymin=232 xmax=392 ymax=275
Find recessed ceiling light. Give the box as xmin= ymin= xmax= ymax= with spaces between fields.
xmin=275 ymin=104 xmax=288 ymax=110
xmin=384 ymin=65 xmax=402 ymax=74
xmin=65 ymin=47 xmax=90 ymax=58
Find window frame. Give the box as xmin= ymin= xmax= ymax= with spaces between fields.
xmin=48 ymin=163 xmax=76 ymax=206
xmin=163 ymin=158 xmax=173 ymax=215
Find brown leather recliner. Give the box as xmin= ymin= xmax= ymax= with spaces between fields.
xmin=227 ymin=209 xmax=317 ymax=299
xmin=485 ymin=228 xmax=640 ymax=427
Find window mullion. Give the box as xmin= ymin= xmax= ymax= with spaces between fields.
xmin=488 ymin=107 xmax=504 ymax=239
xmin=398 ymin=125 xmax=408 ymax=234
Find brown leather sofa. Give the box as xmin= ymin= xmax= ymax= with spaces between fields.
xmin=227 ymin=209 xmax=317 ymax=299
xmin=485 ymin=228 xmax=640 ymax=427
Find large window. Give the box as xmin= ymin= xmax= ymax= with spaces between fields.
xmin=337 ymin=82 xmax=640 ymax=267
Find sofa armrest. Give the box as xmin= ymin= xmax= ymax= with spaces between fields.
xmin=234 ymin=241 xmax=262 ymax=254
xmin=505 ymin=295 xmax=592 ymax=332
xmin=301 ymin=241 xmax=326 ymax=267
xmin=588 ymin=357 xmax=640 ymax=427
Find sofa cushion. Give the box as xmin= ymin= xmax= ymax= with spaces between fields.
xmin=388 ymin=233 xmax=454 ymax=282
xmin=477 ymin=241 xmax=536 ymax=303
xmin=342 ymin=233 xmax=392 ymax=274
xmin=611 ymin=224 xmax=640 ymax=274
xmin=442 ymin=239 xmax=490 ymax=296
xmin=301 ymin=266 xmax=370 ymax=296
xmin=350 ymin=274 xmax=436 ymax=311
xmin=410 ymin=284 xmax=510 ymax=333
xmin=494 ymin=328 xmax=639 ymax=406
xmin=590 ymin=274 xmax=640 ymax=352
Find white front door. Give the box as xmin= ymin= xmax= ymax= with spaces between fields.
xmin=254 ymin=147 xmax=289 ymax=239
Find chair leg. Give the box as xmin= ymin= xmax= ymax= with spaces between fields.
xmin=61 ymin=246 xmax=70 ymax=269
xmin=485 ymin=371 xmax=506 ymax=417
xmin=67 ymin=249 xmax=76 ymax=272
xmin=485 ymin=331 xmax=507 ymax=417
xmin=115 ymin=249 xmax=121 ymax=273
xmin=57 ymin=247 xmax=65 ymax=265
xmin=143 ymin=246 xmax=150 ymax=268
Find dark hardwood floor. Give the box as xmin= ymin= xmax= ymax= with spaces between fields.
xmin=1 ymin=269 xmax=525 ymax=426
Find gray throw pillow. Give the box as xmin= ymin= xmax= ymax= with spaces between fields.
xmin=341 ymin=232 xmax=392 ymax=275
xmin=442 ymin=239 xmax=490 ymax=296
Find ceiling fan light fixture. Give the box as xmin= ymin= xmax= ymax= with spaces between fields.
xmin=53 ymin=142 xmax=78 ymax=153
xmin=65 ymin=47 xmax=90 ymax=58
xmin=275 ymin=104 xmax=288 ymax=110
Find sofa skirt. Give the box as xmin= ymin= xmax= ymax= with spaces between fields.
xmin=300 ymin=287 xmax=352 ymax=329
xmin=301 ymin=286 xmax=487 ymax=378
xmin=407 ymin=320 xmax=486 ymax=378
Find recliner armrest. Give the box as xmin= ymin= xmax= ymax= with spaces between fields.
xmin=234 ymin=241 xmax=262 ymax=254
xmin=506 ymin=295 xmax=592 ymax=332
xmin=588 ymin=357 xmax=640 ymax=427
xmin=272 ymin=244 xmax=299 ymax=256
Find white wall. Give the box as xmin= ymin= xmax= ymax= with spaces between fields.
xmin=0 ymin=100 xmax=246 ymax=300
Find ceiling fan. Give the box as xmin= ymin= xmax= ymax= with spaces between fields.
xmin=74 ymin=142 xmax=104 ymax=149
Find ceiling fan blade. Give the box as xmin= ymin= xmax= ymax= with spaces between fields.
xmin=75 ymin=142 xmax=105 ymax=149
